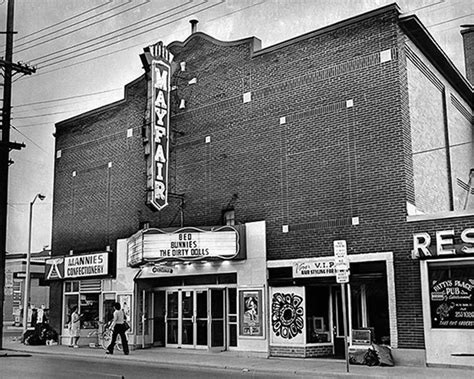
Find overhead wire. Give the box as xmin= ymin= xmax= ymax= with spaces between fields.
xmin=0 ymin=0 xmax=113 ymax=50
xmin=28 ymin=0 xmax=224 ymax=75
xmin=11 ymin=124 xmax=49 ymax=153
xmin=30 ymin=0 xmax=201 ymax=67
xmin=13 ymin=88 xmax=123 ymax=108
xmin=13 ymin=0 xmax=113 ymax=42
xmin=15 ymin=0 xmax=150 ymax=54
xmin=12 ymin=108 xmax=95 ymax=120
xmin=15 ymin=0 xmax=264 ymax=81
xmin=12 ymin=1 xmax=267 ymax=125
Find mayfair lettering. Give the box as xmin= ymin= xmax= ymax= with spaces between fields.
xmin=148 ymin=55 xmax=170 ymax=210
xmin=412 ymin=228 xmax=474 ymax=258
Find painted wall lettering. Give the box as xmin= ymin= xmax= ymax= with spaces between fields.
xmin=412 ymin=228 xmax=474 ymax=258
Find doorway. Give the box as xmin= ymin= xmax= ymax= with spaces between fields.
xmin=332 ymin=286 xmax=346 ymax=358
xmin=164 ymin=288 xmax=226 ymax=350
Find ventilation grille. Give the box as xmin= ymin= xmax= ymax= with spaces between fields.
xmin=80 ymin=279 xmax=102 ymax=293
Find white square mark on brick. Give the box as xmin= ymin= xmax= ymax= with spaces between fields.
xmin=282 ymin=225 xmax=289 ymax=233
xmin=72 ymin=171 xmax=77 ymax=177
xmin=352 ymin=217 xmax=360 ymax=226
xmin=108 ymin=162 xmax=112 ymax=168
xmin=243 ymin=92 xmax=252 ymax=103
xmin=280 ymin=116 xmax=286 ymax=125
xmin=346 ymin=99 xmax=354 ymax=108
xmin=56 ymin=150 xmax=62 ymax=158
xmin=127 ymin=128 xmax=133 ymax=138
xmin=380 ymin=49 xmax=392 ymax=63
xmin=205 ymin=136 xmax=211 ymax=143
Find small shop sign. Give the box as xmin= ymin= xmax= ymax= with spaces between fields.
xmin=293 ymin=257 xmax=336 ymax=278
xmin=430 ymin=278 xmax=474 ymax=328
xmin=45 ymin=252 xmax=109 ymax=280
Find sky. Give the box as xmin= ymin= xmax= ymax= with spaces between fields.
xmin=1 ymin=0 xmax=472 ymax=253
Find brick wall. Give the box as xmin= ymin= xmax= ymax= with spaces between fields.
xmin=51 ymin=7 xmax=473 ymax=350
xmin=269 ymin=345 xmax=333 ymax=358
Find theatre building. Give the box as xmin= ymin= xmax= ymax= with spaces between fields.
xmin=48 ymin=4 xmax=473 ymax=367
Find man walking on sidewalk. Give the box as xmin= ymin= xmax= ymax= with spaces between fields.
xmin=106 ymin=302 xmax=129 ymax=355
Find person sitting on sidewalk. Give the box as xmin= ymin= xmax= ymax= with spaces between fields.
xmin=105 ymin=302 xmax=129 ymax=355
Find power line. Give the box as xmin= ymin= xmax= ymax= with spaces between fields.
xmin=11 ymin=124 xmax=49 ymax=153
xmin=9 ymin=122 xmax=52 ymax=128
xmin=15 ymin=0 xmax=149 ymax=54
xmin=31 ymin=0 xmax=198 ymax=67
xmin=13 ymin=88 xmax=122 ymax=108
xmin=12 ymin=0 xmax=113 ymax=44
xmin=11 ymin=1 xmax=268 ymax=126
xmin=12 ymin=108 xmax=92 ymax=120
xmin=31 ymin=0 xmax=223 ymax=72
xmin=15 ymin=0 xmax=264 ymax=83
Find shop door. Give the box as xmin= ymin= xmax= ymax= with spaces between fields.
xmin=153 ymin=291 xmax=166 ymax=346
xmin=332 ymin=287 xmax=345 ymax=357
xmin=209 ymin=289 xmax=225 ymax=351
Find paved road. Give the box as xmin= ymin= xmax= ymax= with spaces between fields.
xmin=0 ymin=353 xmax=315 ymax=379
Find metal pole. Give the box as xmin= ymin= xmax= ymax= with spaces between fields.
xmin=22 ymin=196 xmax=35 ymax=337
xmin=141 ymin=289 xmax=145 ymax=349
xmin=341 ymin=283 xmax=350 ymax=373
xmin=0 ymin=0 xmax=15 ymax=351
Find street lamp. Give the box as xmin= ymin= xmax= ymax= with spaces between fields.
xmin=22 ymin=193 xmax=46 ymax=338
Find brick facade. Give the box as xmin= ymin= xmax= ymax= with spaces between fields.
xmin=51 ymin=4 xmax=473 ymax=354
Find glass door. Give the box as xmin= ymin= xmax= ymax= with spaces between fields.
xmin=209 ymin=289 xmax=225 ymax=351
xmin=181 ymin=291 xmax=194 ymax=346
xmin=166 ymin=291 xmax=179 ymax=346
xmin=196 ymin=290 xmax=208 ymax=347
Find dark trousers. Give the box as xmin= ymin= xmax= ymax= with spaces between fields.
xmin=107 ymin=323 xmax=129 ymax=354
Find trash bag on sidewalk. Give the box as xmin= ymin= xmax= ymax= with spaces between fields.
xmin=372 ymin=343 xmax=394 ymax=366
xmin=23 ymin=323 xmax=58 ymax=345
xmin=364 ymin=348 xmax=380 ymax=366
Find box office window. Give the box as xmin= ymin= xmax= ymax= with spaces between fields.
xmin=306 ymin=286 xmax=330 ymax=343
xmin=428 ymin=261 xmax=474 ymax=329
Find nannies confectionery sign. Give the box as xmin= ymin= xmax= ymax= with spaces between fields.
xmin=45 ymin=252 xmax=109 ymax=280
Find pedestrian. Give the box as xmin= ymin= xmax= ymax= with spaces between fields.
xmin=106 ymin=302 xmax=129 ymax=355
xmin=68 ymin=306 xmax=81 ymax=348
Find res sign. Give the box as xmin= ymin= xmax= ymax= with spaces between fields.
xmin=412 ymin=228 xmax=474 ymax=259
xmin=147 ymin=42 xmax=171 ymax=211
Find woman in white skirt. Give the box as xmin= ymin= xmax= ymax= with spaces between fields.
xmin=68 ymin=306 xmax=81 ymax=348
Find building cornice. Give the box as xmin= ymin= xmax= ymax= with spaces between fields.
xmin=399 ymin=14 xmax=473 ymax=107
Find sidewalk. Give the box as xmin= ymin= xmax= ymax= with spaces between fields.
xmin=1 ymin=334 xmax=473 ymax=378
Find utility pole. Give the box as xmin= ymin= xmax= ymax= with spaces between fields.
xmin=0 ymin=0 xmax=35 ymax=350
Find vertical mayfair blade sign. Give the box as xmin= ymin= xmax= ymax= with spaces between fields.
xmin=148 ymin=43 xmax=171 ymax=211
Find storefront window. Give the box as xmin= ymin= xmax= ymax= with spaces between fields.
xmin=103 ymin=294 xmax=116 ymax=325
xmin=64 ymin=280 xmax=100 ymax=329
xmin=64 ymin=294 xmax=79 ymax=327
xmin=306 ymin=286 xmax=330 ymax=343
xmin=429 ymin=261 xmax=474 ymax=329
xmin=80 ymin=294 xmax=99 ymax=328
